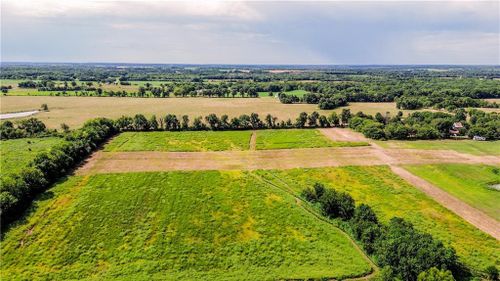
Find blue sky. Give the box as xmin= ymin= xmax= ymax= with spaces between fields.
xmin=1 ymin=0 xmax=499 ymax=64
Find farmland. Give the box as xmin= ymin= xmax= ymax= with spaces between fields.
xmin=404 ymin=164 xmax=500 ymax=221
xmin=0 ymin=96 xmax=429 ymax=129
xmin=0 ymin=137 xmax=66 ymax=176
xmin=377 ymin=139 xmax=500 ymax=155
xmin=254 ymin=129 xmax=367 ymax=150
xmin=104 ymin=131 xmax=253 ymax=152
xmin=255 ymin=166 xmax=500 ymax=272
xmin=0 ymin=171 xmax=372 ymax=280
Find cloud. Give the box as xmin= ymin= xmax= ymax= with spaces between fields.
xmin=1 ymin=0 xmax=498 ymax=64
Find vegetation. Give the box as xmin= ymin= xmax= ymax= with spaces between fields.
xmin=0 ymin=118 xmax=116 ymax=225
xmin=255 ymin=166 xmax=499 ymax=274
xmin=0 ymin=137 xmax=66 ymax=177
xmin=405 ymin=164 xmax=500 ymax=220
xmin=1 ymin=171 xmax=372 ymax=280
xmin=349 ymin=109 xmax=500 ymax=140
xmin=376 ymin=139 xmax=500 ymax=155
xmin=104 ymin=131 xmax=252 ymax=152
xmin=255 ymin=129 xmax=367 ymax=150
xmin=301 ymin=183 xmax=459 ymax=281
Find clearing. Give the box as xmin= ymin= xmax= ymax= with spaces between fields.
xmin=1 ymin=171 xmax=372 ymax=280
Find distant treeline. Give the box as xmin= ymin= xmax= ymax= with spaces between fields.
xmin=300 ymin=183 xmax=498 ymax=280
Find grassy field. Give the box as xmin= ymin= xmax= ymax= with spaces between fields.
xmin=1 ymin=171 xmax=372 ymax=280
xmin=0 ymin=137 xmax=66 ymax=176
xmin=104 ymin=131 xmax=252 ymax=152
xmin=405 ymin=164 xmax=500 ymax=221
xmin=377 ymin=139 xmax=500 ymax=155
xmin=254 ymin=166 xmax=499 ymax=272
xmin=0 ymin=96 xmax=426 ymax=129
xmin=255 ymin=129 xmax=368 ymax=150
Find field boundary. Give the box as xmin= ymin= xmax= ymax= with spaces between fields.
xmin=390 ymin=165 xmax=500 ymax=240
xmin=250 ymin=173 xmax=378 ymax=280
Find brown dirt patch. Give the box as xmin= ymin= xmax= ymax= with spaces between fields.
xmin=318 ymin=128 xmax=369 ymax=142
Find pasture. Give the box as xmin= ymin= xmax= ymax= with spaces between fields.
xmin=377 ymin=139 xmax=500 ymax=155
xmin=405 ymin=164 xmax=500 ymax=221
xmin=255 ymin=129 xmax=367 ymax=150
xmin=1 ymin=171 xmax=372 ymax=280
xmin=255 ymin=166 xmax=500 ymax=272
xmin=0 ymin=137 xmax=66 ymax=176
xmin=104 ymin=131 xmax=253 ymax=152
xmin=0 ymin=96 xmax=426 ymax=129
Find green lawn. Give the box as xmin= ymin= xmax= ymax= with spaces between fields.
xmin=0 ymin=137 xmax=66 ymax=176
xmin=376 ymin=139 xmax=500 ymax=155
xmin=254 ymin=166 xmax=499 ymax=273
xmin=405 ymin=164 xmax=500 ymax=221
xmin=104 ymin=131 xmax=253 ymax=152
xmin=1 ymin=171 xmax=371 ymax=280
xmin=255 ymin=129 xmax=368 ymax=150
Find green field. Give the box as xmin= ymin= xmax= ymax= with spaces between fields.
xmin=405 ymin=164 xmax=500 ymax=221
xmin=255 ymin=129 xmax=368 ymax=150
xmin=1 ymin=171 xmax=372 ymax=280
xmin=377 ymin=139 xmax=500 ymax=155
xmin=104 ymin=131 xmax=253 ymax=152
xmin=0 ymin=137 xmax=66 ymax=176
xmin=254 ymin=166 xmax=499 ymax=272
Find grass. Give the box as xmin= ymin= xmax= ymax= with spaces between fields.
xmin=0 ymin=137 xmax=66 ymax=176
xmin=0 ymin=96 xmax=430 ymax=129
xmin=404 ymin=164 xmax=500 ymax=221
xmin=254 ymin=166 xmax=499 ymax=272
xmin=255 ymin=129 xmax=368 ymax=150
xmin=376 ymin=139 xmax=500 ymax=155
xmin=104 ymin=131 xmax=253 ymax=152
xmin=258 ymin=90 xmax=309 ymax=98
xmin=1 ymin=171 xmax=372 ymax=280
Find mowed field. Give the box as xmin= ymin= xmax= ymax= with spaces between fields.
xmin=377 ymin=139 xmax=500 ymax=155
xmin=103 ymin=130 xmax=368 ymax=152
xmin=254 ymin=129 xmax=367 ymax=149
xmin=405 ymin=164 xmax=500 ymax=221
xmin=0 ymin=137 xmax=66 ymax=176
xmin=1 ymin=171 xmax=372 ymax=280
xmin=0 ymin=96 xmax=426 ymax=129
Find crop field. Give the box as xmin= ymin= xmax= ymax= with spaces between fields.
xmin=255 ymin=166 xmax=499 ymax=272
xmin=376 ymin=139 xmax=500 ymax=155
xmin=104 ymin=131 xmax=253 ymax=152
xmin=255 ymin=129 xmax=367 ymax=150
xmin=1 ymin=171 xmax=372 ymax=280
xmin=0 ymin=137 xmax=66 ymax=176
xmin=0 ymin=96 xmax=427 ymax=129
xmin=404 ymin=164 xmax=500 ymax=221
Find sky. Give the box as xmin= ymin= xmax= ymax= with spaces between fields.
xmin=1 ymin=0 xmax=499 ymax=65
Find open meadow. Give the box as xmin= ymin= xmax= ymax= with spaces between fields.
xmin=0 ymin=137 xmax=66 ymax=176
xmin=1 ymin=171 xmax=372 ymax=280
xmin=404 ymin=164 xmax=500 ymax=221
xmin=254 ymin=129 xmax=367 ymax=149
xmin=0 ymin=96 xmax=427 ymax=129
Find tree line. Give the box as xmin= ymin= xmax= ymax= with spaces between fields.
xmin=301 ymin=183 xmax=498 ymax=281
xmin=349 ymin=109 xmax=500 ymax=141
xmin=0 ymin=118 xmax=117 ymax=226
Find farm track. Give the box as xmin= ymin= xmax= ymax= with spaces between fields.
xmin=77 ymin=146 xmax=500 ymax=174
xmin=250 ymin=173 xmax=378 ymax=280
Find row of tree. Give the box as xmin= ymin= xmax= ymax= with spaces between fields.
xmin=301 ymin=183 xmax=481 ymax=281
xmin=0 ymin=118 xmax=117 ymax=226
xmin=396 ymin=95 xmax=498 ymax=111
xmin=0 ymin=118 xmax=55 ymax=139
